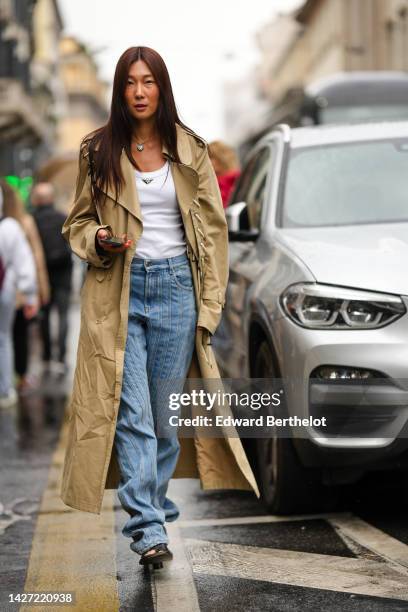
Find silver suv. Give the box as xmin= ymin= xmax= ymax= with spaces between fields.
xmin=213 ymin=121 xmax=408 ymax=513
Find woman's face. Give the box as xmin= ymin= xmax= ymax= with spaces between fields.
xmin=125 ymin=60 xmax=160 ymax=122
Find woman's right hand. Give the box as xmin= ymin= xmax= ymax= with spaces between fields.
xmin=96 ymin=229 xmax=132 ymax=253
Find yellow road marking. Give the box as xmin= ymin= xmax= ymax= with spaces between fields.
xmin=21 ymin=417 xmax=120 ymax=612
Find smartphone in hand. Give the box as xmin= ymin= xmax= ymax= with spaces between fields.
xmin=99 ymin=236 xmax=124 ymax=248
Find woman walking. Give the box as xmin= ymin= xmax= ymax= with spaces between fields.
xmin=1 ymin=183 xmax=50 ymax=392
xmin=0 ymin=180 xmax=38 ymax=407
xmin=61 ymin=46 xmax=259 ymax=569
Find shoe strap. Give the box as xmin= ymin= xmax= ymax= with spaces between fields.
xmin=143 ymin=543 xmax=167 ymax=556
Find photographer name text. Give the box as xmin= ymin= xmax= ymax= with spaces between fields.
xmin=168 ymin=415 xmax=327 ymax=428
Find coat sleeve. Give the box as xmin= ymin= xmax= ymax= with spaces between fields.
xmin=195 ymin=142 xmax=229 ymax=335
xmin=62 ymin=150 xmax=113 ymax=269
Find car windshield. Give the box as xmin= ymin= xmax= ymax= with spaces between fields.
xmin=281 ymin=137 xmax=408 ymax=227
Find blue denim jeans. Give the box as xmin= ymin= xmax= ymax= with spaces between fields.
xmin=114 ymin=251 xmax=197 ymax=554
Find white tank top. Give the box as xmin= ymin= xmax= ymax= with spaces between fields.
xmin=134 ymin=161 xmax=187 ymax=259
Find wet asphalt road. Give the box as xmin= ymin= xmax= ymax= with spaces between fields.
xmin=1 ymin=305 xmax=408 ymax=611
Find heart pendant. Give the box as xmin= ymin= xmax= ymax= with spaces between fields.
xmin=136 ymin=144 xmax=144 ymax=152
xmin=142 ymin=178 xmax=154 ymax=184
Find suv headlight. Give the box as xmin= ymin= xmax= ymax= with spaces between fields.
xmin=280 ymin=283 xmax=406 ymax=329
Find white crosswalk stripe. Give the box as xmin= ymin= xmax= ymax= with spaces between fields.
xmin=329 ymin=515 xmax=408 ymax=573
xmin=185 ymin=538 xmax=408 ymax=601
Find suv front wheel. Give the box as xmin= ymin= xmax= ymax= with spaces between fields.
xmin=254 ymin=340 xmax=337 ymax=514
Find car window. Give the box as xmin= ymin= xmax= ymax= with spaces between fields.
xmin=230 ymin=147 xmax=271 ymax=230
xmin=281 ymin=138 xmax=408 ymax=227
xmin=231 ymin=154 xmax=258 ymax=205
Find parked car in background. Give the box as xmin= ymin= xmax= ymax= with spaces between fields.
xmin=241 ymin=72 xmax=408 ymax=159
xmin=213 ymin=121 xmax=408 ymax=513
xmin=272 ymin=71 xmax=408 ymax=127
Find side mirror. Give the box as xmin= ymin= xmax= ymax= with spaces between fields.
xmin=226 ymin=201 xmax=259 ymax=242
xmin=226 ymin=202 xmax=247 ymax=232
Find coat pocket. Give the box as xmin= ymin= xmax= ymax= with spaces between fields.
xmin=91 ymin=268 xmax=111 ymax=321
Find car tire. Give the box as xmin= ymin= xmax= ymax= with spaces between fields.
xmin=254 ymin=340 xmax=338 ymax=514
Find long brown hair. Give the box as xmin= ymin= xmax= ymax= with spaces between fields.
xmin=84 ymin=46 xmax=199 ymax=206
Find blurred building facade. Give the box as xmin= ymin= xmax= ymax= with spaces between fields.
xmin=0 ymin=0 xmax=63 ymax=177
xmin=31 ymin=0 xmax=66 ymax=138
xmin=58 ymin=35 xmax=108 ymax=153
xmin=258 ymin=0 xmax=408 ymax=104
xmin=35 ymin=36 xmax=108 ymax=210
xmin=222 ymin=71 xmax=270 ymax=147
xmin=225 ymin=0 xmax=408 ymax=150
xmin=0 ymin=0 xmax=108 ymax=209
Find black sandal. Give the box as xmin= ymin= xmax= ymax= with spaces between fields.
xmin=139 ymin=543 xmax=173 ymax=569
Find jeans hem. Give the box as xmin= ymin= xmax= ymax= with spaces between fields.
xmin=130 ymin=534 xmax=169 ymax=555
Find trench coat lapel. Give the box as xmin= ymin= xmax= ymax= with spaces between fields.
xmin=163 ymin=124 xmax=200 ymax=218
xmin=171 ymin=163 xmax=199 ymax=218
xmin=93 ymin=149 xmax=143 ymax=224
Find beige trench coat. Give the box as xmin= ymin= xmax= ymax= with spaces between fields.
xmin=60 ymin=123 xmax=260 ymax=514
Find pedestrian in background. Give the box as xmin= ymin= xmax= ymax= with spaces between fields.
xmin=0 ymin=180 xmax=38 ymax=408
xmin=208 ymin=140 xmax=241 ymax=207
xmin=31 ymin=183 xmax=72 ymax=375
xmin=1 ymin=182 xmax=50 ymax=392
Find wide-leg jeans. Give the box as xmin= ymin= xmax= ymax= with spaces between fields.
xmin=114 ymin=251 xmax=197 ymax=554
